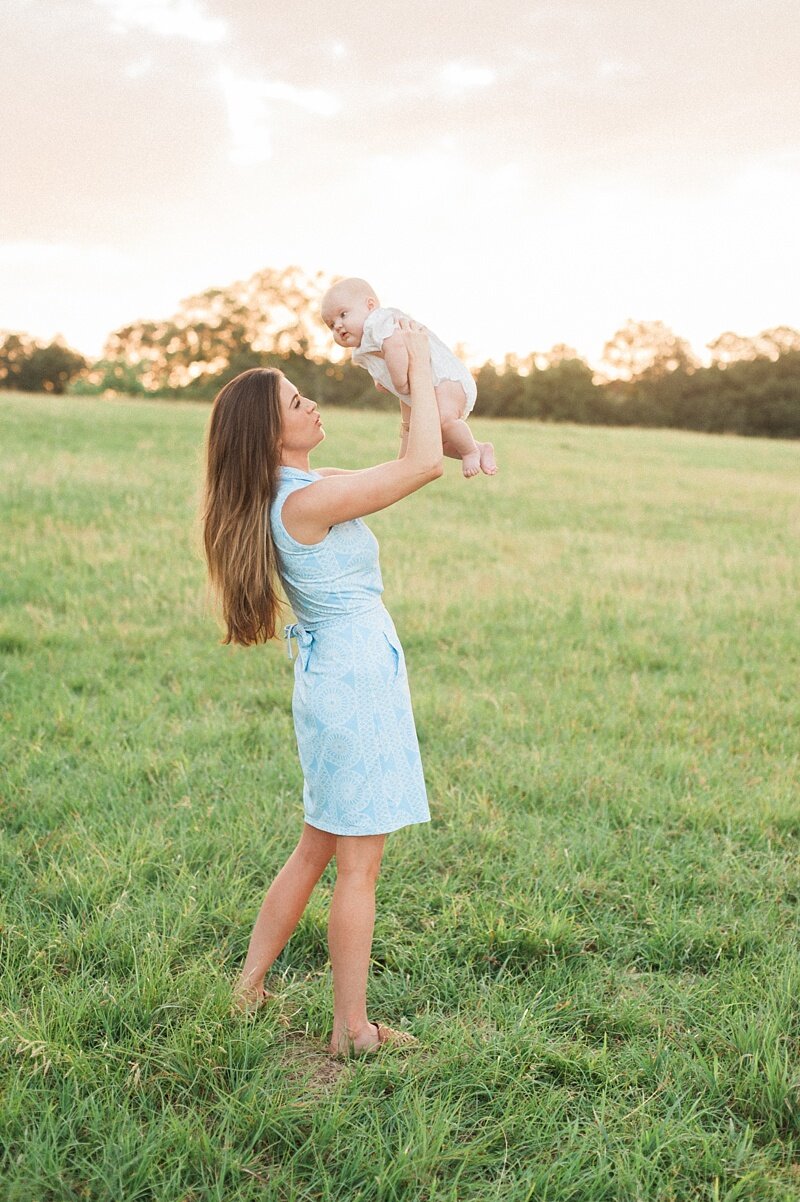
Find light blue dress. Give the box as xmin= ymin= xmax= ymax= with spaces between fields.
xmin=270 ymin=466 xmax=430 ymax=837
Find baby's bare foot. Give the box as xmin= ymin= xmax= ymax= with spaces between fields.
xmin=478 ymin=442 xmax=497 ymax=475
xmin=461 ymin=450 xmax=481 ymax=478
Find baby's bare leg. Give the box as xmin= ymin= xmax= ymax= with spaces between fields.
xmin=436 ymin=382 xmax=497 ymax=478
xmin=436 ymin=382 xmax=480 ymax=477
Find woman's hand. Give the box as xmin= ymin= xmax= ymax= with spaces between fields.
xmin=396 ymin=318 xmax=430 ymax=370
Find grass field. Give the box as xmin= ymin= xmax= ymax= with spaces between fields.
xmin=1 ymin=391 xmax=799 ymax=1201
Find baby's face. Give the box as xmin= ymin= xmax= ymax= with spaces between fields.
xmin=321 ymin=290 xmax=374 ymax=348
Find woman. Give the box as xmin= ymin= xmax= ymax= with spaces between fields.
xmin=202 ymin=321 xmax=442 ymax=1056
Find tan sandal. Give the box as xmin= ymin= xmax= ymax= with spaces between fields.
xmin=231 ymin=986 xmax=276 ymax=1017
xmin=330 ymin=1021 xmax=419 ymax=1059
xmin=373 ymin=1022 xmax=418 ymax=1049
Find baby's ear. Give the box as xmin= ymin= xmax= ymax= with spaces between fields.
xmin=366 ymin=296 xmax=377 ymax=311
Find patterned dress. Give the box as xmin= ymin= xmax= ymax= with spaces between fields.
xmin=270 ymin=466 xmax=430 ymax=837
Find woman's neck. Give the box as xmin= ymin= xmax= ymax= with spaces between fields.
xmin=280 ymin=452 xmax=311 ymax=471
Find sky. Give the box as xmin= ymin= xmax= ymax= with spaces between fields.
xmin=2 ymin=0 xmax=799 ymax=367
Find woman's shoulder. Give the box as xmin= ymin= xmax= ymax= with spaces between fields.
xmin=271 ymin=468 xmax=320 ymax=519
xmin=270 ymin=470 xmax=325 ymax=550
xmin=274 ymin=466 xmax=320 ymax=489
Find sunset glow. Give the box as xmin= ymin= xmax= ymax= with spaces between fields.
xmin=3 ymin=0 xmax=799 ymax=367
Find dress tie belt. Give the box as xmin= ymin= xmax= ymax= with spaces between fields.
xmin=284 ymin=622 xmax=314 ymax=669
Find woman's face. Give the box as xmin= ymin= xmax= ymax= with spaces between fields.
xmin=278 ymin=376 xmax=325 ymax=458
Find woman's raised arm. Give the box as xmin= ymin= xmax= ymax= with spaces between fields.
xmin=282 ymin=322 xmax=443 ymax=545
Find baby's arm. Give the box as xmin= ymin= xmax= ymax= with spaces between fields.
xmin=381 ymin=330 xmax=410 ymax=396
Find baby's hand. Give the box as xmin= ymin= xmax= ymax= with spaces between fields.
xmin=396 ymin=318 xmax=430 ymax=366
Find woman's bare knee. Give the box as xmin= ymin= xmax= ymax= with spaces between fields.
xmin=334 ymin=833 xmax=385 ymax=884
xmin=295 ymin=823 xmax=337 ymax=872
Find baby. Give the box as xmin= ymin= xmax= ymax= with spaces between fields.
xmin=321 ymin=278 xmax=497 ymax=477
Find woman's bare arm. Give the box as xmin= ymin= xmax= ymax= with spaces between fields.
xmin=398 ymin=398 xmax=411 ymax=459
xmin=282 ymin=323 xmax=442 ymax=544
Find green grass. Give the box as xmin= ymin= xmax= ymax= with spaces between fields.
xmin=1 ymin=391 xmax=799 ymax=1201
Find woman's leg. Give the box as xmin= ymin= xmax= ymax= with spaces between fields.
xmin=327 ymin=833 xmax=387 ymax=1054
xmin=234 ymin=822 xmax=336 ymax=1005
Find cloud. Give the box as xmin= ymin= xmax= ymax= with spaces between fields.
xmin=438 ymin=61 xmax=496 ymax=96
xmin=596 ymin=59 xmax=642 ymax=80
xmin=95 ymin=0 xmax=227 ymax=44
xmin=217 ymin=68 xmax=341 ymax=167
xmin=5 ymin=0 xmax=799 ymax=365
xmin=125 ymin=56 xmax=155 ymax=79
xmin=217 ymin=70 xmax=272 ymax=166
xmin=259 ymin=80 xmax=341 ymax=118
xmin=0 ymin=242 xmax=131 ymax=268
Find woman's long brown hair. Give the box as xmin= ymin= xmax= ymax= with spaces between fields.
xmin=202 ymin=368 xmax=284 ymax=646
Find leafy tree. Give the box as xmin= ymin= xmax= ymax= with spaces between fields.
xmin=0 ymin=332 xmax=35 ymax=388
xmin=708 ymin=326 xmax=800 ymax=365
xmin=601 ymin=319 xmax=698 ymax=381
xmin=0 ymin=332 xmax=85 ymax=394
xmin=757 ymin=327 xmax=800 ymax=360
xmin=473 ymin=361 xmax=527 ymax=417
xmin=526 ymin=358 xmax=598 ymax=422
xmin=728 ymin=351 xmax=800 ymax=437
xmin=69 ymin=358 xmax=149 ymax=396
xmin=707 ymin=330 xmax=759 ymax=365
xmin=103 ymin=265 xmax=333 ymax=392
xmin=534 ymin=343 xmax=580 ymax=369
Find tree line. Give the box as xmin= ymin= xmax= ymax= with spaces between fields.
xmin=2 ymin=266 xmax=799 ymax=438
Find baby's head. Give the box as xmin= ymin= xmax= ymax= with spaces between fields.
xmin=320 ymin=277 xmax=379 ymax=348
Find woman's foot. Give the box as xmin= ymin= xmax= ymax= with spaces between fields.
xmin=328 ymin=1020 xmax=418 ymax=1058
